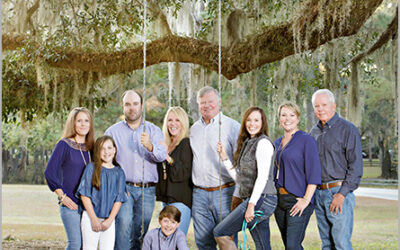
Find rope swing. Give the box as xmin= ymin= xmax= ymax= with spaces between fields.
xmin=141 ymin=0 xmax=148 ymax=239
xmin=217 ymin=0 xmax=223 ymax=223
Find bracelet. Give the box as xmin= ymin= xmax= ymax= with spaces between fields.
xmin=167 ymin=157 xmax=174 ymax=165
xmin=303 ymin=197 xmax=310 ymax=203
xmin=58 ymin=194 xmax=66 ymax=205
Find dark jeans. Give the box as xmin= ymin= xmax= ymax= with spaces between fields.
xmin=274 ymin=193 xmax=314 ymax=250
xmin=214 ymin=195 xmax=277 ymax=250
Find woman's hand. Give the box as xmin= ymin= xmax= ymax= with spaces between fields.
xmin=216 ymin=142 xmax=228 ymax=161
xmin=244 ymin=203 xmax=255 ymax=223
xmin=290 ymin=197 xmax=310 ymax=217
xmin=166 ymin=154 xmax=173 ymax=164
xmin=101 ymin=218 xmax=113 ymax=231
xmin=90 ymin=216 xmax=102 ymax=232
xmin=62 ymin=196 xmax=78 ymax=210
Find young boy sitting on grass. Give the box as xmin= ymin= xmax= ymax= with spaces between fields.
xmin=142 ymin=205 xmax=189 ymax=250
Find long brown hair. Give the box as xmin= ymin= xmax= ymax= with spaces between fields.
xmin=92 ymin=136 xmax=119 ymax=190
xmin=233 ymin=107 xmax=268 ymax=165
xmin=61 ymin=107 xmax=95 ymax=151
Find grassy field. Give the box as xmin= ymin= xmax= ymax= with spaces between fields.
xmin=2 ymin=184 xmax=398 ymax=249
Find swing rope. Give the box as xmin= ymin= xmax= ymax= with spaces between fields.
xmin=141 ymin=0 xmax=148 ymax=240
xmin=217 ymin=0 xmax=223 ymax=223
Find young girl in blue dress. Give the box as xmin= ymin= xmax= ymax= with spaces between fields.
xmin=77 ymin=135 xmax=127 ymax=250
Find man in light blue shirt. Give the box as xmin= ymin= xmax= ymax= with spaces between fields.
xmin=190 ymin=86 xmax=240 ymax=250
xmin=105 ymin=90 xmax=167 ymax=250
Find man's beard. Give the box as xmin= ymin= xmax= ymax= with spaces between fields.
xmin=125 ymin=112 xmax=142 ymax=123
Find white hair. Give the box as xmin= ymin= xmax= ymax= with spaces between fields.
xmin=312 ymin=89 xmax=335 ymax=105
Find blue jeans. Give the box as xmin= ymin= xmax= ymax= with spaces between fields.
xmin=214 ymin=195 xmax=277 ymax=250
xmin=314 ymin=186 xmax=355 ymax=250
xmin=274 ymin=193 xmax=314 ymax=250
xmin=162 ymin=202 xmax=191 ymax=235
xmin=114 ymin=185 xmax=155 ymax=250
xmin=60 ymin=205 xmax=82 ymax=250
xmin=192 ymin=185 xmax=236 ymax=250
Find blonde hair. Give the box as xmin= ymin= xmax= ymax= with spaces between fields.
xmin=61 ymin=107 xmax=95 ymax=150
xmin=162 ymin=107 xmax=189 ymax=148
xmin=278 ymin=101 xmax=300 ymax=118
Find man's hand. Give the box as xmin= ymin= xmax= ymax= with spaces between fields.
xmin=231 ymin=196 xmax=242 ymax=211
xmin=141 ymin=132 xmax=153 ymax=152
xmin=330 ymin=193 xmax=345 ymax=215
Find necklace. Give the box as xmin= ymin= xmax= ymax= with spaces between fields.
xmin=162 ymin=162 xmax=167 ymax=180
xmin=73 ymin=137 xmax=90 ymax=165
xmin=274 ymin=130 xmax=298 ymax=180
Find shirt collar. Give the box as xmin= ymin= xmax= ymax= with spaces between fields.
xmin=318 ymin=112 xmax=338 ymax=129
xmin=122 ymin=118 xmax=144 ymax=130
xmin=201 ymin=112 xmax=222 ymax=125
xmin=158 ymin=228 xmax=176 ymax=241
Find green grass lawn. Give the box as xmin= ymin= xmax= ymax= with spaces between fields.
xmin=2 ymin=184 xmax=398 ymax=249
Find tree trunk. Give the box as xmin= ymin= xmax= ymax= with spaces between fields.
xmin=379 ymin=136 xmax=393 ymax=179
xmin=251 ymin=72 xmax=256 ymax=106
xmin=2 ymin=149 xmax=10 ymax=183
xmin=346 ymin=62 xmax=362 ymax=127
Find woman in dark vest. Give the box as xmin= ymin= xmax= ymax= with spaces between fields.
xmin=213 ymin=106 xmax=277 ymax=250
xmin=274 ymin=101 xmax=321 ymax=250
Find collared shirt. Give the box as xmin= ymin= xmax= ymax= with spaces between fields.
xmin=190 ymin=112 xmax=240 ymax=188
xmin=310 ymin=113 xmax=363 ymax=196
xmin=142 ymin=228 xmax=189 ymax=250
xmin=105 ymin=119 xmax=167 ymax=183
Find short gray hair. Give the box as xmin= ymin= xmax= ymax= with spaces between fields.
xmin=312 ymin=89 xmax=335 ymax=105
xmin=196 ymin=86 xmax=219 ymax=103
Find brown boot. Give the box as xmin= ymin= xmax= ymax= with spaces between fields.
xmin=215 ymin=236 xmax=238 ymax=250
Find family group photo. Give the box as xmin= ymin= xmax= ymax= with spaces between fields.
xmin=2 ymin=0 xmax=398 ymax=249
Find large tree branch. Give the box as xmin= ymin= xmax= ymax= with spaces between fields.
xmin=2 ymin=0 xmax=383 ymax=80
xmin=348 ymin=6 xmax=397 ymax=65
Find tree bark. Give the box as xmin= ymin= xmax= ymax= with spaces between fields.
xmin=346 ymin=62 xmax=362 ymax=127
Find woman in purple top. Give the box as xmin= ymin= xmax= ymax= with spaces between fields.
xmin=44 ymin=107 xmax=94 ymax=250
xmin=274 ymin=101 xmax=321 ymax=250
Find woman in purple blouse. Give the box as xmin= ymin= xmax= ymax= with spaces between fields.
xmin=44 ymin=107 xmax=94 ymax=250
xmin=274 ymin=101 xmax=321 ymax=250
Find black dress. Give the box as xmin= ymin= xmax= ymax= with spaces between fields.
xmin=156 ymin=137 xmax=193 ymax=208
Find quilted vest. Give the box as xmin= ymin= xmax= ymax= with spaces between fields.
xmin=237 ymin=134 xmax=277 ymax=199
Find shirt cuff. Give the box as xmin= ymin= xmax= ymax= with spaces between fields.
xmin=339 ymin=184 xmax=351 ymax=196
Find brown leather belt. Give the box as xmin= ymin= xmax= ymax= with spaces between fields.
xmin=126 ymin=182 xmax=156 ymax=188
xmin=195 ymin=182 xmax=235 ymax=192
xmin=278 ymin=187 xmax=289 ymax=195
xmin=318 ymin=181 xmax=343 ymax=190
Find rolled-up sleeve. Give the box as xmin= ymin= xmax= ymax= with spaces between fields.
xmin=146 ymin=124 xmax=167 ymax=163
